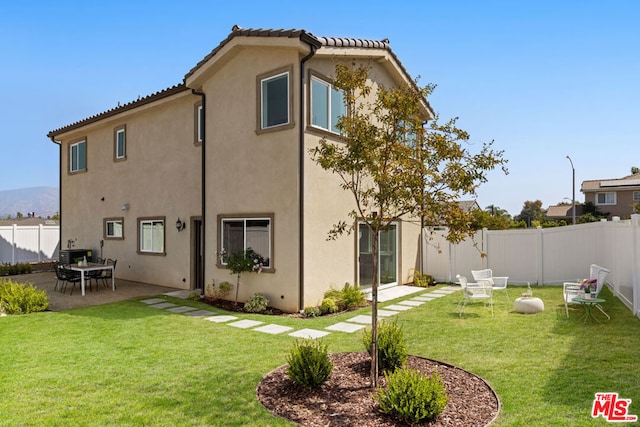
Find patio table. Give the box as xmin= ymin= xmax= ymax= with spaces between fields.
xmin=572 ymin=297 xmax=607 ymax=323
xmin=69 ymin=262 xmax=115 ymax=296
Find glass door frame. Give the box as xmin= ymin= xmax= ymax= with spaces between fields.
xmin=357 ymin=221 xmax=399 ymax=290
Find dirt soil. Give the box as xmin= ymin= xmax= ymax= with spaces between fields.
xmin=257 ymin=352 xmax=499 ymax=426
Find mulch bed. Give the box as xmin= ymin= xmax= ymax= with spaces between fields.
xmin=257 ymin=352 xmax=500 ymax=426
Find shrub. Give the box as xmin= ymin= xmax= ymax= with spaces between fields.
xmin=285 ymin=339 xmax=333 ymax=389
xmin=0 ymin=279 xmax=48 ymax=314
xmin=363 ymin=318 xmax=407 ymax=372
xmin=323 ymin=283 xmax=366 ymax=311
xmin=412 ymin=270 xmax=435 ymax=287
xmin=0 ymin=263 xmax=33 ymax=276
xmin=303 ymin=306 xmax=321 ymax=318
xmin=205 ymin=280 xmax=232 ymax=300
xmin=186 ymin=292 xmax=201 ymax=301
xmin=320 ymin=298 xmax=339 ymax=315
xmin=244 ymin=293 xmax=269 ymax=313
xmin=376 ymin=367 xmax=448 ymax=423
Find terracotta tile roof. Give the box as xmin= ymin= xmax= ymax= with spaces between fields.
xmin=546 ymin=204 xmax=582 ymax=218
xmin=47 ymin=84 xmax=189 ymax=138
xmin=0 ymin=218 xmax=59 ymax=226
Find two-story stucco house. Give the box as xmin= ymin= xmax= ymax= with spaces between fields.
xmin=581 ymin=173 xmax=640 ymax=219
xmin=47 ymin=26 xmax=434 ymax=312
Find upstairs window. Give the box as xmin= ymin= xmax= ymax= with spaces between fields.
xmin=261 ymin=71 xmax=289 ymax=129
xmin=114 ymin=126 xmax=126 ymax=160
xmin=195 ymin=102 xmax=204 ymax=144
xmin=634 ymin=191 xmax=640 ymax=202
xmin=311 ymin=76 xmax=345 ymax=133
xmin=69 ymin=139 xmax=86 ymax=173
xmin=596 ymin=192 xmax=616 ymax=205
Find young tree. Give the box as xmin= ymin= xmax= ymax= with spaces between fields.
xmin=311 ymin=63 xmax=507 ymax=387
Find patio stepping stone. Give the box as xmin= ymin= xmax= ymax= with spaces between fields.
xmin=384 ymin=304 xmax=413 ymax=311
xmin=183 ymin=309 xmax=217 ymax=317
xmin=326 ymin=322 xmax=366 ymax=333
xmin=204 ymin=315 xmax=238 ymax=323
xmin=397 ymin=300 xmax=425 ymax=307
xmin=254 ymin=324 xmax=293 ymax=335
xmin=229 ymin=319 xmax=264 ymax=329
xmin=166 ymin=306 xmax=198 ymax=313
xmin=377 ymin=309 xmax=400 ymax=317
xmin=346 ymin=315 xmax=373 ymax=324
xmin=149 ymin=302 xmax=178 ymax=309
xmin=140 ymin=298 xmax=168 ymax=305
xmin=289 ymin=328 xmax=330 ymax=339
xmin=412 ymin=296 xmax=437 ymax=301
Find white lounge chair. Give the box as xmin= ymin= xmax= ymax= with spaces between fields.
xmin=457 ymin=274 xmax=493 ymax=319
xmin=471 ymin=269 xmax=509 ymax=300
xmin=563 ymin=264 xmax=610 ymax=319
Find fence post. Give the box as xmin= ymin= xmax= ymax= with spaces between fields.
xmin=11 ymin=224 xmax=17 ymax=264
xmin=537 ymin=226 xmax=544 ymax=285
xmin=632 ymin=214 xmax=640 ymax=318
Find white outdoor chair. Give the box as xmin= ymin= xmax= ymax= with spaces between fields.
xmin=563 ymin=264 xmax=610 ymax=319
xmin=471 ymin=269 xmax=509 ymax=300
xmin=457 ymin=274 xmax=494 ymax=319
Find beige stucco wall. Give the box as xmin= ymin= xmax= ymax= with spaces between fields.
xmin=57 ymin=91 xmax=202 ymax=289
xmin=200 ymin=45 xmax=302 ymax=312
xmin=584 ymin=190 xmax=638 ymax=219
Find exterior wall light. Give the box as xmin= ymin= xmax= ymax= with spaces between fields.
xmin=176 ymin=218 xmax=186 ymax=232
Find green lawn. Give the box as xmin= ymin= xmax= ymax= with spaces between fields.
xmin=1 ymin=285 xmax=639 ymax=426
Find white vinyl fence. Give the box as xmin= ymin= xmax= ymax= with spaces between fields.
xmin=423 ymin=215 xmax=640 ymax=319
xmin=0 ymin=225 xmax=60 ymax=264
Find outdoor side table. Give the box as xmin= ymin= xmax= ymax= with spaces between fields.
xmin=572 ymin=297 xmax=607 ymax=323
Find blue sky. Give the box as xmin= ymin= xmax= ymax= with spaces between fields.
xmin=2 ymin=0 xmax=638 ymax=216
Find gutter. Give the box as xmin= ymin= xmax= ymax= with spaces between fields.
xmin=298 ymin=42 xmax=318 ymax=311
xmin=192 ymin=89 xmax=206 ymax=290
xmin=48 ymin=136 xmax=62 ymax=257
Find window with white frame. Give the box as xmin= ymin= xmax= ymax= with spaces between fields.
xmin=138 ymin=218 xmax=165 ymax=254
xmin=220 ymin=216 xmax=271 ymax=268
xmin=634 ymin=191 xmax=640 ymax=202
xmin=261 ymin=72 xmax=289 ymax=129
xmin=104 ymin=217 xmax=124 ymax=239
xmin=115 ymin=126 xmax=126 ymax=160
xmin=596 ymin=192 xmax=616 ymax=205
xmin=69 ymin=140 xmax=86 ymax=172
xmin=311 ymin=76 xmax=346 ymax=133
xmin=195 ymin=103 xmax=204 ymax=144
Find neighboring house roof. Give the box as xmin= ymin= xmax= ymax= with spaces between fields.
xmin=457 ymin=200 xmax=480 ymax=213
xmin=48 ymin=25 xmax=434 ymax=138
xmin=581 ymin=173 xmax=640 ymax=193
xmin=0 ymin=218 xmax=59 ymax=226
xmin=546 ymin=204 xmax=583 ymax=218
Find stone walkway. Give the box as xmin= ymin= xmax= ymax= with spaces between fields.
xmin=140 ymin=285 xmax=461 ymax=339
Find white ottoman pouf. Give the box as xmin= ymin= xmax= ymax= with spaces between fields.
xmin=514 ymin=297 xmax=544 ymax=314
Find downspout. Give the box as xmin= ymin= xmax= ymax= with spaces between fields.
xmin=192 ymin=89 xmax=206 ymax=290
xmin=298 ymin=44 xmax=317 ymax=311
xmin=49 ymin=136 xmax=62 ymax=258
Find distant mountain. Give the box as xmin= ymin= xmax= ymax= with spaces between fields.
xmin=0 ymin=187 xmax=59 ymax=219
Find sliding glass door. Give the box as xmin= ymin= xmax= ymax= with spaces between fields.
xmin=358 ymin=223 xmax=398 ymax=288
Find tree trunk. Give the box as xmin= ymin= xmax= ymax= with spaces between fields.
xmin=235 ymin=273 xmax=240 ymax=305
xmin=370 ymin=227 xmax=380 ymax=388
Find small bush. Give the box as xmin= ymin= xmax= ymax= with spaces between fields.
xmin=286 ymin=339 xmax=333 ymax=389
xmin=186 ymin=292 xmax=201 ymax=301
xmin=412 ymin=270 xmax=435 ymax=287
xmin=376 ymin=367 xmax=448 ymax=423
xmin=363 ymin=318 xmax=407 ymax=372
xmin=323 ymin=283 xmax=366 ymax=311
xmin=244 ymin=293 xmax=269 ymax=313
xmin=205 ymin=280 xmax=232 ymax=300
xmin=0 ymin=279 xmax=48 ymax=314
xmin=303 ymin=306 xmax=321 ymax=318
xmin=0 ymin=263 xmax=33 ymax=276
xmin=320 ymin=298 xmax=339 ymax=315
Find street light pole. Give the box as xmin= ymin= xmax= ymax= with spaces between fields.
xmin=566 ymin=155 xmax=576 ymax=224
